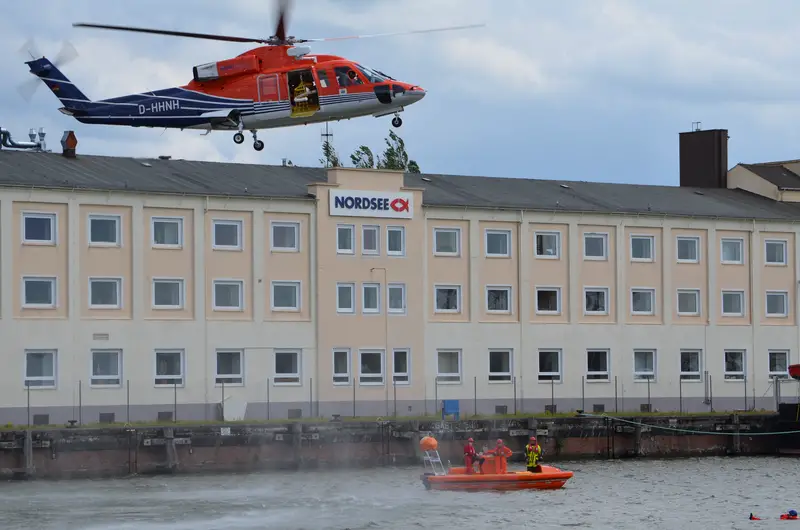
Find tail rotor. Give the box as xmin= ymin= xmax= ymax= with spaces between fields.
xmin=17 ymin=39 xmax=79 ymax=102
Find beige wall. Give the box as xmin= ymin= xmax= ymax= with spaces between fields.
xmin=205 ymin=210 xmax=253 ymax=321
xmin=624 ymin=226 xmax=663 ymax=324
xmin=671 ymin=228 xmax=708 ymax=325
xmin=264 ymin=212 xmax=312 ymax=322
xmin=478 ymin=220 xmax=518 ymax=322
xmin=579 ymin=224 xmax=616 ymax=323
xmin=530 ymin=223 xmax=569 ymax=324
xmin=143 ymin=207 xmax=194 ymax=320
xmin=715 ymin=229 xmax=751 ymax=325
xmin=428 ymin=219 xmax=470 ymax=322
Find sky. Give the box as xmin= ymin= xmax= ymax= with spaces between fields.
xmin=3 ymin=0 xmax=800 ymax=185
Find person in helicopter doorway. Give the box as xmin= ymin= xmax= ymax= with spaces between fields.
xmin=463 ymin=438 xmax=484 ymax=474
xmin=525 ymin=436 xmax=543 ymax=473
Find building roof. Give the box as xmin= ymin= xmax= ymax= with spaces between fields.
xmin=739 ymin=162 xmax=800 ymax=190
xmin=2 ymin=149 xmax=800 ymax=221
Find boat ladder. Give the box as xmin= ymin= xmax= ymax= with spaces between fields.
xmin=423 ymin=449 xmax=447 ymax=476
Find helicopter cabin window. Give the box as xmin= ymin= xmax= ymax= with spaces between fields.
xmin=316 ymin=69 xmax=329 ymax=88
xmin=355 ymin=64 xmax=388 ymax=84
xmin=334 ymin=66 xmax=363 ymax=87
xmin=287 ymin=68 xmax=320 ymax=116
xmin=258 ymin=74 xmax=281 ymax=102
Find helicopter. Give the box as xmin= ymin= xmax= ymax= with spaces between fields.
xmin=21 ymin=0 xmax=483 ymax=151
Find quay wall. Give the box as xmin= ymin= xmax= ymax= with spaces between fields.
xmin=0 ymin=414 xmax=788 ymax=480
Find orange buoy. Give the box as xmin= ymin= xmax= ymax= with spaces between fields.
xmin=420 ymin=436 xmax=438 ymax=451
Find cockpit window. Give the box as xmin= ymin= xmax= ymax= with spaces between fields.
xmin=355 ymin=64 xmax=390 ymax=83
xmin=334 ymin=66 xmax=363 ymax=87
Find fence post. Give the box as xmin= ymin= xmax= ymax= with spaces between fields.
xmin=352 ymin=377 xmax=356 ymax=418
xmin=473 ymin=376 xmax=477 ymax=417
xmin=581 ymin=376 xmax=585 ymax=412
xmin=266 ymin=377 xmax=271 ymax=421
xmin=434 ymin=378 xmax=439 ymax=417
xmin=743 ymin=374 xmax=748 ymax=411
xmin=614 ymin=376 xmax=618 ymax=413
xmin=221 ymin=380 xmax=225 ymax=421
xmin=173 ymin=382 xmax=177 ymax=423
xmin=78 ymin=380 xmax=83 ymax=425
xmin=393 ymin=379 xmax=397 ymax=418
xmin=26 ymin=383 xmax=31 ymax=428
xmin=513 ymin=376 xmax=517 ymax=415
xmin=550 ymin=378 xmax=554 ymax=413
xmin=126 ymin=379 xmax=131 ymax=423
xmin=309 ymin=377 xmax=313 ymax=418
xmin=679 ymin=377 xmax=683 ymax=414
xmin=647 ymin=377 xmax=651 ymax=411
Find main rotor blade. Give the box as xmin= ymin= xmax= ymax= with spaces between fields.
xmin=274 ymin=0 xmax=290 ymax=43
xmin=72 ymin=23 xmax=271 ymax=44
xmin=299 ymin=23 xmax=486 ymax=43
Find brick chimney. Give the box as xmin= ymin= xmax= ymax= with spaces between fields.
xmin=679 ymin=126 xmax=729 ymax=188
xmin=60 ymin=130 xmax=77 ymax=158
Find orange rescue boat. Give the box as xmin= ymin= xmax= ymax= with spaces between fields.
xmin=418 ymin=435 xmax=574 ymax=492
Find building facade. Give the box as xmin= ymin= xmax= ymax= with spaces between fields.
xmin=2 ymin=129 xmax=800 ymax=424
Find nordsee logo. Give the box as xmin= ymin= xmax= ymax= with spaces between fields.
xmin=329 ymin=189 xmax=413 ymax=219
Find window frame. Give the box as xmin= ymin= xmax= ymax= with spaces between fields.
xmin=362 ymin=282 xmax=381 ymax=314
xmin=153 ymin=348 xmax=184 ymax=387
xmin=270 ymin=280 xmax=301 ymax=312
xmin=386 ymin=225 xmax=406 ymax=256
xmin=434 ymin=284 xmax=461 ymax=314
xmin=534 ymin=231 xmax=560 ymax=259
xmin=270 ymin=221 xmax=300 ymax=252
xmin=724 ymin=349 xmax=746 ymax=381
xmin=336 ymin=282 xmax=355 ymax=313
xmin=387 ymin=283 xmax=406 ymax=314
xmin=676 ymin=236 xmax=700 ymax=263
xmin=336 ymin=224 xmax=355 ymax=255
xmin=485 ymin=229 xmax=511 ymax=258
xmin=633 ymin=349 xmax=656 ymax=382
xmin=676 ymin=288 xmax=700 ymax=316
xmin=630 ymin=287 xmax=656 ymax=316
xmin=764 ymin=239 xmax=787 ymax=266
xmin=358 ymin=349 xmax=385 ymax=386
xmin=436 ymin=349 xmax=462 ymax=384
xmin=485 ymin=285 xmax=512 ymax=314
xmin=21 ymin=275 xmax=57 ymax=309
xmin=537 ymin=349 xmax=562 ymax=383
xmin=584 ymin=286 xmax=610 ymax=315
xmin=534 ymin=286 xmax=561 ymax=315
xmin=150 ymin=216 xmax=184 ymax=249
xmin=679 ymin=349 xmax=702 ymax=382
xmin=151 ymin=277 xmax=185 ymax=310
xmin=24 ymin=349 xmax=57 ymax=389
xmin=211 ymin=219 xmax=243 ymax=251
xmin=433 ymin=227 xmax=460 ymax=256
xmin=765 ymin=290 xmax=789 ymax=318
xmin=212 ymin=279 xmax=245 ymax=311
xmin=22 ymin=211 xmax=57 ymax=245
xmin=87 ymin=213 xmax=122 ymax=247
xmin=88 ymin=276 xmax=123 ymax=309
xmin=583 ymin=232 xmax=608 ymax=261
xmin=768 ymin=349 xmax=790 ymax=380
xmin=332 ymin=348 xmax=351 ymax=385
xmin=488 ymin=348 xmax=513 ymax=383
xmin=90 ymin=348 xmax=122 ymax=388
xmin=586 ymin=349 xmax=610 ymax=382
xmin=273 ymin=349 xmax=301 ymax=385
xmin=721 ymin=290 xmax=745 ymax=317
xmin=361 ymin=225 xmax=380 ymax=255
xmin=215 ymin=349 xmax=244 ymax=386
xmin=630 ymin=234 xmax=655 ymax=262
xmin=392 ymin=348 xmax=410 ymax=385
xmin=720 ymin=237 xmax=744 ymax=265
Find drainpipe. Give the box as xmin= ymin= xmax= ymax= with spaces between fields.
xmin=750 ymin=218 xmax=756 ymax=410
xmin=518 ymin=209 xmax=524 ymax=412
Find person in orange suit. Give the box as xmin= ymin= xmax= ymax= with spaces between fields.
xmin=486 ymin=438 xmax=513 ymax=474
xmin=463 ymin=437 xmax=484 ymax=474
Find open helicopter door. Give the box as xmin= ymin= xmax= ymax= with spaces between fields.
xmin=286 ymin=68 xmax=320 ymax=118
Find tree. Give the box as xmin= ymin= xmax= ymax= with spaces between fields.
xmin=319 ymin=140 xmax=342 ymax=167
xmin=350 ymin=145 xmax=375 ymax=168
xmin=346 ymin=130 xmax=421 ymax=173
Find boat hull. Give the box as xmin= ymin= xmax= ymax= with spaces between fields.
xmin=421 ymin=465 xmax=573 ymax=492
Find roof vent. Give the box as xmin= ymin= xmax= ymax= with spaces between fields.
xmin=559 ymin=184 xmax=570 ymax=189
xmin=158 ymin=155 xmax=171 ymax=160
xmin=60 ymin=130 xmax=77 ymax=158
xmin=421 ymin=177 xmax=432 ymax=182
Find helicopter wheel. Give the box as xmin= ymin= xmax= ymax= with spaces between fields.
xmin=253 ymin=140 xmax=265 ymax=151
xmin=233 ymin=132 xmax=245 ymax=144
xmin=392 ymin=116 xmax=403 ymax=128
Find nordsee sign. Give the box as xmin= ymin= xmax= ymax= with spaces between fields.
xmin=329 ymin=189 xmax=414 ymax=219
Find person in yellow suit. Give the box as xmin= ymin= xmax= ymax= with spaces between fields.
xmin=525 ymin=436 xmax=543 ymax=472
xmin=485 ymin=438 xmax=513 ymax=474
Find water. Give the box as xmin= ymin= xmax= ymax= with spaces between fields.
xmin=0 ymin=456 xmax=796 ymax=529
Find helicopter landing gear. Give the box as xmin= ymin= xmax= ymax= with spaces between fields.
xmin=233 ymin=132 xmax=245 ymax=144
xmin=251 ymin=130 xmax=264 ymax=151
xmin=391 ymin=114 xmax=403 ymax=128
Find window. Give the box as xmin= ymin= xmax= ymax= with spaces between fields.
xmin=361 ymin=225 xmax=379 ymax=254
xmin=630 ymin=235 xmax=654 ymax=261
xmin=88 ymin=214 xmax=121 ymax=245
xmin=769 ymin=350 xmax=789 ymax=379
xmin=485 ymin=229 xmax=511 ymax=257
xmin=152 ymin=278 xmax=184 ymax=309
xmin=392 ymin=349 xmax=410 ymax=384
xmin=336 ymin=282 xmax=355 ymax=313
xmin=213 ymin=280 xmax=244 ymax=310
xmin=633 ymin=349 xmax=655 ymax=381
xmin=271 ymin=281 xmax=300 ymax=311
xmin=151 ymin=217 xmax=182 ymax=247
xmin=535 ymin=287 xmax=561 ymax=314
xmin=89 ymin=277 xmax=122 ymax=309
xmin=680 ymin=350 xmax=701 ymax=381
xmin=584 ymin=287 xmax=609 ymax=314
xmin=336 ymin=224 xmax=354 ymax=254
xmin=721 ymin=290 xmax=744 ymax=316
xmin=22 ymin=212 xmax=56 ymax=244
xmin=154 ymin=349 xmax=183 ymax=386
xmin=25 ymin=349 xmax=56 ymax=388
xmin=583 ymin=233 xmax=607 ymax=260
xmin=22 ymin=276 xmax=56 ymax=308
xmin=631 ymin=288 xmax=655 ymax=315
xmin=362 ymin=283 xmax=380 ymax=313
xmin=436 ymin=350 xmax=461 ymax=383
xmin=765 ymin=240 xmax=787 ymax=265
xmin=387 ymin=226 xmax=405 ymax=256
xmin=538 ymin=350 xmax=561 ymax=382
xmin=676 ymin=236 xmax=699 ymax=262
xmin=486 ymin=286 xmax=511 ymax=313
xmin=215 ymin=350 xmax=243 ymax=385
xmin=359 ymin=349 xmax=384 ymax=385
xmin=766 ymin=291 xmax=788 ymax=317
xmin=724 ymin=350 xmax=745 ymax=380
xmin=721 ymin=238 xmax=743 ymax=264
xmin=91 ymin=349 xmax=121 ymax=386
xmin=488 ymin=349 xmax=512 ymax=382
xmin=677 ymin=289 xmax=700 ymax=315
xmin=434 ymin=285 xmax=460 ymax=313
xmin=274 ymin=350 xmax=301 ymax=384
xmin=586 ymin=350 xmax=609 ymax=381
xmin=332 ymin=349 xmax=350 ymax=385
xmin=535 ymin=231 xmax=560 ymax=258
xmin=212 ymin=219 xmax=242 ymax=250
xmin=433 ymin=228 xmax=460 ymax=255
xmin=271 ymin=222 xmax=299 ymax=251
xmin=388 ymin=283 xmax=406 ymax=314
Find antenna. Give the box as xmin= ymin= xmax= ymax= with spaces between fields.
xmin=692 ymin=121 xmax=702 ymax=132
xmin=321 ymin=122 xmax=334 ymax=168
